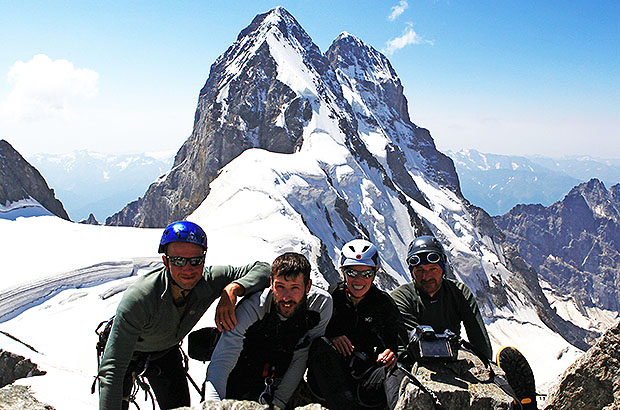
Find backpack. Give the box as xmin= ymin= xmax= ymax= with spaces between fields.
xmin=90 ymin=316 xmax=157 ymax=409
xmin=91 ymin=316 xmax=115 ymax=394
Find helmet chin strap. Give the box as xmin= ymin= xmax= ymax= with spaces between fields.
xmin=165 ymin=265 xmax=193 ymax=303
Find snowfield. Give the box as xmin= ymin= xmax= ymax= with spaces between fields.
xmin=0 ymin=213 xmax=587 ymax=409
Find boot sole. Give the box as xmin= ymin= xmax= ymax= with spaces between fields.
xmin=496 ymin=346 xmax=537 ymax=408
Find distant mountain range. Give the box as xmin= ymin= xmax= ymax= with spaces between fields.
xmin=494 ymin=178 xmax=620 ymax=332
xmin=28 ymin=150 xmax=173 ymax=222
xmin=447 ymin=149 xmax=620 ymax=215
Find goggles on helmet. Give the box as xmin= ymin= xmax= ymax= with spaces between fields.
xmin=408 ymin=251 xmax=442 ymax=268
xmin=343 ymin=267 xmax=376 ymax=279
xmin=166 ymin=254 xmax=205 ymax=267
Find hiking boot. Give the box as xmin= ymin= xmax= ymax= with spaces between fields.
xmin=496 ymin=346 xmax=537 ymax=410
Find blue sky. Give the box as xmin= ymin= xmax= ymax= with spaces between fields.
xmin=1 ymin=1 xmax=618 ymax=158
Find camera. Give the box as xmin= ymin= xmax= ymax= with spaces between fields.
xmin=407 ymin=325 xmax=460 ymax=362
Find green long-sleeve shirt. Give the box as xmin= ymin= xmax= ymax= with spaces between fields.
xmin=390 ymin=278 xmax=492 ymax=361
xmin=98 ymin=261 xmax=271 ymax=410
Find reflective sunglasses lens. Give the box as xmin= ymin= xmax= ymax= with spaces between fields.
xmin=188 ymin=255 xmax=205 ymax=266
xmin=167 ymin=255 xmax=205 ymax=267
xmin=344 ymin=267 xmax=375 ymax=278
xmin=361 ymin=269 xmax=375 ymax=278
xmin=168 ymin=256 xmax=187 ymax=267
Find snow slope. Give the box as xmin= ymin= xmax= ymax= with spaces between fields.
xmin=0 ymin=157 xmax=583 ymax=409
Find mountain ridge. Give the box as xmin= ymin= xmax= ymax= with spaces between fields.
xmin=494 ymin=178 xmax=620 ymax=331
xmin=447 ymin=149 xmax=620 ymax=215
xmin=0 ymin=139 xmax=69 ymax=221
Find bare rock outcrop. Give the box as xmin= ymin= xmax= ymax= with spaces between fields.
xmin=0 ymin=139 xmax=69 ymax=220
xmin=0 ymin=385 xmax=54 ymax=410
xmin=0 ymin=349 xmax=45 ymax=388
xmin=394 ymin=350 xmax=515 ymax=410
xmin=544 ymin=320 xmax=620 ymax=410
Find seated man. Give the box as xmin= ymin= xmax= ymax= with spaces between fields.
xmin=203 ymin=252 xmax=332 ymax=409
xmin=307 ymin=239 xmax=405 ymax=410
xmin=390 ymin=235 xmax=492 ymax=360
xmin=391 ymin=235 xmax=537 ymax=409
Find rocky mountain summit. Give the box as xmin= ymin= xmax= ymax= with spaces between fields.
xmin=0 ymin=140 xmax=69 ymax=220
xmin=494 ymin=178 xmax=620 ymax=331
xmin=2 ymin=8 xmax=617 ymax=409
xmin=106 ymin=7 xmax=457 ymax=229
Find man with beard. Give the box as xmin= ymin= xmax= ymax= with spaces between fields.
xmin=203 ymin=252 xmax=332 ymax=409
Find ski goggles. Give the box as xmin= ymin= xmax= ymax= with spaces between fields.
xmin=342 ymin=267 xmax=376 ymax=279
xmin=407 ymin=252 xmax=442 ymax=268
xmin=166 ymin=254 xmax=205 ymax=267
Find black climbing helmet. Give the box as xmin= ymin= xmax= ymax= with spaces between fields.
xmin=406 ymin=235 xmax=446 ymax=267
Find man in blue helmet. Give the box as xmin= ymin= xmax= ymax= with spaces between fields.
xmin=390 ymin=235 xmax=492 ymax=361
xmin=98 ymin=220 xmax=271 ymax=410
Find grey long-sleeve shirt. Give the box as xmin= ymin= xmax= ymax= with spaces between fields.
xmin=204 ymin=285 xmax=333 ymax=409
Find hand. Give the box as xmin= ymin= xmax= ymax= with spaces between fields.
xmin=216 ymin=282 xmax=244 ymax=331
xmin=377 ymin=349 xmax=396 ymax=369
xmin=330 ymin=335 xmax=354 ymax=356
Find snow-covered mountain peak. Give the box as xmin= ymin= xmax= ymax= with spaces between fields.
xmin=237 ymin=6 xmax=312 ymax=46
xmin=328 ymin=32 xmax=398 ymax=83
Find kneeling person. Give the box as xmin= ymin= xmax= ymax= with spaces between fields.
xmin=308 ymin=239 xmax=404 ymax=410
xmin=204 ymin=252 xmax=332 ymax=409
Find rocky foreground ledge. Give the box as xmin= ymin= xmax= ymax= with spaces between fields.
xmin=544 ymin=319 xmax=620 ymax=409
xmin=1 ymin=320 xmax=619 ymax=410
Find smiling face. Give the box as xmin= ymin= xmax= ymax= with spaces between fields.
xmin=270 ymin=273 xmax=311 ymax=318
xmin=163 ymin=241 xmax=205 ymax=290
xmin=412 ymin=263 xmax=444 ymax=297
xmin=344 ymin=265 xmax=376 ymax=303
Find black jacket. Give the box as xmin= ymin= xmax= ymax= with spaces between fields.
xmin=390 ymin=278 xmax=493 ymax=360
xmin=326 ymin=282 xmax=405 ymax=359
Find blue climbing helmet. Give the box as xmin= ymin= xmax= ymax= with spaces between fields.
xmin=339 ymin=239 xmax=380 ymax=268
xmin=158 ymin=221 xmax=207 ymax=253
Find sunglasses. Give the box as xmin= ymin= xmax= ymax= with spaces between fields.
xmin=166 ymin=254 xmax=205 ymax=267
xmin=408 ymin=252 xmax=442 ymax=268
xmin=343 ymin=267 xmax=376 ymax=279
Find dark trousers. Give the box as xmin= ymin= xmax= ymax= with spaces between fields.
xmin=307 ymin=337 xmax=400 ymax=410
xmin=121 ymin=346 xmax=190 ymax=410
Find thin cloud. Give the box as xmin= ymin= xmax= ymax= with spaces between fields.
xmin=388 ymin=1 xmax=409 ymax=21
xmin=0 ymin=54 xmax=99 ymax=121
xmin=383 ymin=23 xmax=434 ymax=55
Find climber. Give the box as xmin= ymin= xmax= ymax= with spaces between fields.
xmin=97 ymin=220 xmax=271 ymax=410
xmin=203 ymin=252 xmax=332 ymax=409
xmin=306 ymin=239 xmax=405 ymax=410
xmin=391 ymin=234 xmax=537 ymax=409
